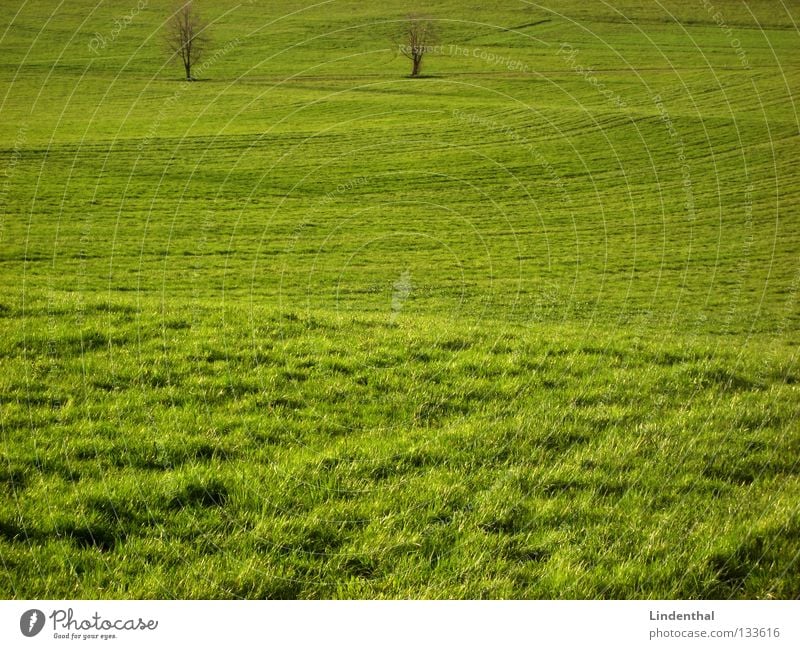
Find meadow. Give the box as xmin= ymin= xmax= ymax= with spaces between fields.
xmin=0 ymin=0 xmax=798 ymax=598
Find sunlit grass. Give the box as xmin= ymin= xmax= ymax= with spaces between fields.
xmin=0 ymin=0 xmax=798 ymax=598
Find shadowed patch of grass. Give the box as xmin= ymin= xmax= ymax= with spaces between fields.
xmin=169 ymin=479 xmax=229 ymax=509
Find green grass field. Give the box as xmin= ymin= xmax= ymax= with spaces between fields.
xmin=1 ymin=0 xmax=798 ymax=598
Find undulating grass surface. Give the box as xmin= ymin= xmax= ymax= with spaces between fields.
xmin=0 ymin=0 xmax=798 ymax=598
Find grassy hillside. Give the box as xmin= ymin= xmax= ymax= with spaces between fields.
xmin=0 ymin=0 xmax=798 ymax=598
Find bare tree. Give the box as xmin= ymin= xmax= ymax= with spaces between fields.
xmin=398 ymin=15 xmax=438 ymax=77
xmin=165 ymin=2 xmax=209 ymax=81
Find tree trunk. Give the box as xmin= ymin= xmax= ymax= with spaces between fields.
xmin=411 ymin=56 xmax=421 ymax=77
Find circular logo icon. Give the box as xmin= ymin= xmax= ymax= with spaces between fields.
xmin=20 ymin=609 xmax=45 ymax=637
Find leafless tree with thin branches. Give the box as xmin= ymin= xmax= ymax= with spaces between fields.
xmin=398 ymin=14 xmax=438 ymax=77
xmin=165 ymin=2 xmax=209 ymax=81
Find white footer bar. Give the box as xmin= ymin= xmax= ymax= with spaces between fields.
xmin=1 ymin=600 xmax=796 ymax=648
